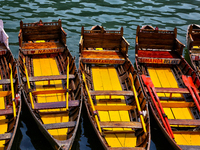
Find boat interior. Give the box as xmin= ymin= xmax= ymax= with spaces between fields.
xmin=136 ymin=25 xmax=200 ymax=147
xmin=80 ymin=61 xmax=149 ymax=148
xmin=79 ymin=26 xmax=149 ymax=149
xmin=0 ymin=47 xmax=18 ymax=149
xmin=141 ymin=64 xmax=200 ymax=146
xmin=18 ymin=20 xmax=81 ymax=142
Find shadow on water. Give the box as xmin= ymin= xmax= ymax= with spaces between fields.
xmin=13 ymin=96 xmax=53 ymax=150
xmin=72 ymin=101 xmax=104 ymax=150
xmin=150 ymin=108 xmax=174 ymax=150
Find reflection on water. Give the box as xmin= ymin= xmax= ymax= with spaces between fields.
xmin=1 ymin=0 xmax=200 ymax=149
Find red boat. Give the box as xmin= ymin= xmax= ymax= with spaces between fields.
xmin=135 ymin=25 xmax=200 ymax=150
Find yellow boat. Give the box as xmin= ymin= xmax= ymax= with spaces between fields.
xmin=136 ymin=25 xmax=200 ymax=150
xmin=0 ymin=20 xmax=21 ymax=150
xmin=18 ymin=19 xmax=82 ymax=150
xmin=79 ymin=25 xmax=150 ymax=150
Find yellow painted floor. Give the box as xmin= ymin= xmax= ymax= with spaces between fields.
xmin=148 ymin=67 xmax=200 ymax=146
xmin=33 ymin=58 xmax=69 ymax=140
xmin=0 ymin=75 xmax=7 ymax=150
xmin=92 ymin=66 xmax=136 ymax=147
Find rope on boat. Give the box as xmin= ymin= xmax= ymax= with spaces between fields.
xmin=57 ymin=144 xmax=65 ymax=150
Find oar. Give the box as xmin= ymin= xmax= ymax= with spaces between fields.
xmin=23 ymin=60 xmax=35 ymax=109
xmin=129 ymin=73 xmax=147 ymax=133
xmin=66 ymin=57 xmax=69 ymax=110
xmin=141 ymin=75 xmax=174 ymax=139
xmin=182 ymin=75 xmax=200 ymax=112
xmin=9 ymin=63 xmax=16 ymax=118
xmin=82 ymin=72 xmax=102 ymax=134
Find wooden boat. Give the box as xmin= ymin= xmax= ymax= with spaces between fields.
xmin=18 ymin=19 xmax=82 ymax=150
xmin=79 ymin=25 xmax=150 ymax=150
xmin=135 ymin=25 xmax=200 ymax=150
xmin=186 ymin=24 xmax=200 ymax=72
xmin=0 ymin=20 xmax=21 ymax=150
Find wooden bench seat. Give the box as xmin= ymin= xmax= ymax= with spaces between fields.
xmin=0 ymin=79 xmax=15 ymax=85
xmin=0 ymin=133 xmax=12 ymax=140
xmin=108 ymin=147 xmax=145 ymax=150
xmin=81 ymin=50 xmax=125 ymax=64
xmin=34 ymin=100 xmax=79 ymax=110
xmin=103 ymin=130 xmax=136 ymax=134
xmin=138 ymin=50 xmax=179 ymax=58
xmin=89 ymin=90 xmax=134 ymax=96
xmin=160 ymin=102 xmax=195 ymax=108
xmin=21 ymin=42 xmax=65 ymax=55
xmin=21 ymin=42 xmax=64 ymax=50
xmin=100 ymin=121 xmax=142 ymax=129
xmin=145 ymin=87 xmax=198 ymax=94
xmin=94 ymin=105 xmax=136 ymax=111
xmin=32 ymin=89 xmax=68 ymax=95
xmin=43 ymin=121 xmax=76 ymax=130
xmin=168 ymin=119 xmax=200 ymax=126
xmin=155 ymin=87 xmax=191 ymax=94
xmin=23 ymin=74 xmax=75 ymax=82
xmin=0 ymin=108 xmax=17 ymax=116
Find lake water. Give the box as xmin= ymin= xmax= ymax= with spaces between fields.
xmin=1 ymin=0 xmax=200 ymax=149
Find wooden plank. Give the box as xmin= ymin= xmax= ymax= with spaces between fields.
xmin=100 ymin=121 xmax=142 ymax=129
xmin=34 ymin=100 xmax=79 ymax=110
xmin=137 ymin=50 xmax=178 ymax=58
xmin=108 ymin=147 xmax=145 ymax=150
xmin=21 ymin=41 xmax=64 ymax=50
xmin=23 ymin=34 xmax=60 ymax=41
xmin=82 ymin=50 xmax=121 ymax=55
xmin=154 ymin=87 xmax=190 ymax=94
xmin=82 ymin=58 xmax=125 ymax=64
xmin=160 ymin=102 xmax=195 ymax=108
xmin=103 ymin=130 xmax=135 ymax=134
xmin=83 ymin=34 xmax=122 ymax=41
xmin=22 ymin=74 xmax=75 ymax=82
xmin=0 ymin=79 xmax=15 ymax=85
xmin=22 ymin=25 xmax=60 ymax=32
xmin=0 ymin=109 xmax=15 ymax=116
xmin=0 ymin=91 xmax=12 ymax=97
xmin=84 ymin=41 xmax=120 ymax=49
xmin=139 ymin=44 xmax=173 ymax=50
xmin=44 ymin=121 xmax=76 ymax=130
xmin=139 ymin=38 xmax=174 ymax=45
xmin=94 ymin=105 xmax=136 ymax=111
xmin=173 ymin=131 xmax=200 ymax=134
xmin=138 ymin=32 xmax=175 ymax=39
xmin=89 ymin=90 xmax=134 ymax=96
xmin=168 ymin=119 xmax=200 ymax=126
xmin=32 ymin=89 xmax=67 ymax=95
xmin=0 ymin=133 xmax=12 ymax=140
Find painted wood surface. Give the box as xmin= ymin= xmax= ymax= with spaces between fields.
xmin=0 ymin=75 xmax=7 ymax=150
xmin=148 ymin=67 xmax=200 ymax=146
xmin=33 ymin=58 xmax=69 ymax=141
xmin=92 ymin=66 xmax=137 ymax=148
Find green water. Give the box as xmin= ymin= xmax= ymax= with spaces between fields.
xmin=1 ymin=0 xmax=200 ymax=149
